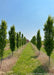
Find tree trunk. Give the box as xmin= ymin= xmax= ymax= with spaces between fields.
xmin=1 ymin=56 xmax=2 ymax=64
xmin=12 ymin=51 xmax=13 ymax=56
xmin=39 ymin=51 xmax=40 ymax=55
xmin=49 ymin=56 xmax=50 ymax=65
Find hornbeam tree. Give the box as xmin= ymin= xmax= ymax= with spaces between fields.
xmin=53 ymin=26 xmax=54 ymax=48
xmin=44 ymin=16 xmax=53 ymax=65
xmin=22 ymin=34 xmax=24 ymax=45
xmin=0 ymin=20 xmax=7 ymax=63
xmin=16 ymin=33 xmax=19 ymax=48
xmin=37 ymin=30 xmax=41 ymax=55
xmin=19 ymin=32 xmax=21 ymax=46
xmin=24 ymin=37 xmax=26 ymax=44
xmin=31 ymin=36 xmax=36 ymax=45
xmin=9 ymin=25 xmax=15 ymax=56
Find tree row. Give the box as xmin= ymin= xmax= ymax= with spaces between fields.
xmin=31 ymin=16 xmax=54 ymax=65
xmin=0 ymin=21 xmax=27 ymax=63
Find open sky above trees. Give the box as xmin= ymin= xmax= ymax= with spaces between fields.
xmin=0 ymin=0 xmax=54 ymax=40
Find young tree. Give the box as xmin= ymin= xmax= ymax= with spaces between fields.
xmin=24 ymin=37 xmax=26 ymax=44
xmin=31 ymin=36 xmax=36 ymax=45
xmin=16 ymin=33 xmax=19 ymax=48
xmin=53 ymin=26 xmax=54 ymax=48
xmin=9 ymin=25 xmax=15 ymax=56
xmin=37 ymin=30 xmax=41 ymax=55
xmin=22 ymin=34 xmax=24 ymax=45
xmin=0 ymin=20 xmax=7 ymax=63
xmin=44 ymin=16 xmax=53 ymax=65
xmin=53 ymin=26 xmax=54 ymax=37
xmin=19 ymin=32 xmax=21 ymax=46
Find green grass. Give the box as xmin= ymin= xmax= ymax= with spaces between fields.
xmin=3 ymin=49 xmax=11 ymax=58
xmin=0 ymin=46 xmax=18 ymax=59
xmin=12 ymin=43 xmax=47 ymax=75
xmin=41 ymin=47 xmax=46 ymax=54
xmin=41 ymin=41 xmax=44 ymax=45
xmin=2 ymin=45 xmax=24 ymax=59
xmin=41 ymin=47 xmax=54 ymax=58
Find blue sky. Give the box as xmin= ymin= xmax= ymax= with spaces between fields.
xmin=0 ymin=0 xmax=54 ymax=40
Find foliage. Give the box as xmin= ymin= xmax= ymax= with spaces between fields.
xmin=0 ymin=20 xmax=7 ymax=61
xmin=22 ymin=34 xmax=24 ymax=45
xmin=37 ymin=30 xmax=42 ymax=53
xmin=9 ymin=25 xmax=15 ymax=55
xmin=53 ymin=26 xmax=54 ymax=48
xmin=19 ymin=32 xmax=22 ymax=46
xmin=31 ymin=36 xmax=36 ymax=45
xmin=44 ymin=16 xmax=54 ymax=65
xmin=16 ymin=33 xmax=19 ymax=48
xmin=23 ymin=37 xmax=26 ymax=44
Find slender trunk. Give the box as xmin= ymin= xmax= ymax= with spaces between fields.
xmin=22 ymin=44 xmax=23 ymax=48
xmin=12 ymin=51 xmax=13 ymax=56
xmin=39 ymin=50 xmax=40 ymax=55
xmin=39 ymin=51 xmax=40 ymax=55
xmin=1 ymin=56 xmax=2 ymax=64
xmin=49 ymin=56 xmax=50 ymax=65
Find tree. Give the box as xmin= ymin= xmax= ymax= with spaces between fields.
xmin=53 ymin=26 xmax=54 ymax=48
xmin=16 ymin=33 xmax=19 ymax=48
xmin=37 ymin=30 xmax=41 ymax=55
xmin=24 ymin=37 xmax=26 ymax=44
xmin=22 ymin=34 xmax=24 ymax=45
xmin=9 ymin=25 xmax=15 ymax=56
xmin=53 ymin=26 xmax=54 ymax=37
xmin=31 ymin=36 xmax=36 ymax=45
xmin=19 ymin=32 xmax=22 ymax=46
xmin=0 ymin=20 xmax=7 ymax=63
xmin=44 ymin=16 xmax=53 ymax=65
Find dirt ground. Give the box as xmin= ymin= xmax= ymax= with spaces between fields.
xmin=0 ymin=44 xmax=27 ymax=75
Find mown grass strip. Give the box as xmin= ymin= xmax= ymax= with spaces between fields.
xmin=12 ymin=42 xmax=47 ymax=75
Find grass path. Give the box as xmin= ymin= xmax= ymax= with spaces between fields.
xmin=12 ymin=42 xmax=47 ymax=75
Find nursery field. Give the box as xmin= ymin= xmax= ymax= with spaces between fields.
xmin=8 ymin=43 xmax=54 ymax=75
xmin=12 ymin=42 xmax=42 ymax=75
xmin=0 ymin=0 xmax=54 ymax=75
xmin=0 ymin=42 xmax=54 ymax=75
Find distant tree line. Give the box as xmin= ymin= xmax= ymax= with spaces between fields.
xmin=31 ymin=16 xmax=54 ymax=65
xmin=9 ymin=26 xmax=27 ymax=56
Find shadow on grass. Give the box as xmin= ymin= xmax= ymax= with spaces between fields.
xmin=31 ymin=53 xmax=40 ymax=59
xmin=31 ymin=56 xmax=39 ymax=59
xmin=32 ymin=64 xmax=49 ymax=75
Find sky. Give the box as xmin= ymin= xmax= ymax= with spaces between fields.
xmin=0 ymin=0 xmax=54 ymax=40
